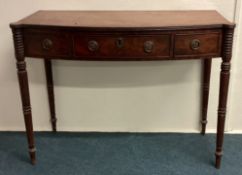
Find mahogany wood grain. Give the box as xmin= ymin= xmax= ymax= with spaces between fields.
xmin=21 ymin=29 xmax=223 ymax=60
xmin=74 ymin=34 xmax=171 ymax=59
xmin=12 ymin=11 xmax=233 ymax=28
xmin=10 ymin=10 xmax=235 ymax=169
xmin=23 ymin=29 xmax=72 ymax=58
xmin=174 ymin=32 xmax=221 ymax=58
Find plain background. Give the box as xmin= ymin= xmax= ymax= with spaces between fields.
xmin=0 ymin=0 xmax=242 ymax=133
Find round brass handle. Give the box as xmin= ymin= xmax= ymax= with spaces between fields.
xmin=144 ymin=41 xmax=154 ymax=53
xmin=42 ymin=38 xmax=53 ymax=50
xmin=88 ymin=40 xmax=99 ymax=52
xmin=191 ymin=39 xmax=201 ymax=50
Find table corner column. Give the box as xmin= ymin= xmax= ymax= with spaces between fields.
xmin=11 ymin=26 xmax=36 ymax=165
xmin=215 ymin=24 xmax=235 ymax=169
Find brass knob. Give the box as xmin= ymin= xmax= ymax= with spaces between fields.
xmin=88 ymin=40 xmax=99 ymax=52
xmin=144 ymin=41 xmax=154 ymax=53
xmin=42 ymin=38 xmax=53 ymax=50
xmin=116 ymin=38 xmax=124 ymax=48
xmin=191 ymin=39 xmax=201 ymax=50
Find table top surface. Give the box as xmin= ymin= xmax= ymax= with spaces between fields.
xmin=11 ymin=10 xmax=233 ymax=28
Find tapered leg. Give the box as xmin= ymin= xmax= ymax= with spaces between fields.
xmin=201 ymin=58 xmax=212 ymax=135
xmin=12 ymin=27 xmax=36 ymax=164
xmin=215 ymin=25 xmax=235 ymax=169
xmin=215 ymin=61 xmax=230 ymax=169
xmin=44 ymin=60 xmax=57 ymax=132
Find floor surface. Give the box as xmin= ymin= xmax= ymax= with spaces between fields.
xmin=0 ymin=132 xmax=242 ymax=175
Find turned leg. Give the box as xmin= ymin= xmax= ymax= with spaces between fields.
xmin=12 ymin=27 xmax=36 ymax=164
xmin=215 ymin=25 xmax=235 ymax=169
xmin=201 ymin=58 xmax=212 ymax=135
xmin=44 ymin=59 xmax=57 ymax=132
xmin=215 ymin=61 xmax=230 ymax=169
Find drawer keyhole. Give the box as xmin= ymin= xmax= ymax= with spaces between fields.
xmin=116 ymin=38 xmax=124 ymax=48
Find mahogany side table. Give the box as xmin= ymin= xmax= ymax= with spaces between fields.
xmin=10 ymin=11 xmax=235 ymax=168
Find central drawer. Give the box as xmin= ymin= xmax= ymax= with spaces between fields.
xmin=73 ymin=34 xmax=171 ymax=59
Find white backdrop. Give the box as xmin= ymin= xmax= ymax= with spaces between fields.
xmin=0 ymin=0 xmax=241 ymax=132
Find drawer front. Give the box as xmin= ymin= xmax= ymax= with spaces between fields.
xmin=74 ymin=34 xmax=171 ymax=59
xmin=24 ymin=30 xmax=72 ymax=58
xmin=174 ymin=32 xmax=221 ymax=57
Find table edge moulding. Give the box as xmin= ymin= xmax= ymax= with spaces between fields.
xmin=9 ymin=10 xmax=235 ymax=169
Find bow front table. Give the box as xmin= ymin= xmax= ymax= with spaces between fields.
xmin=10 ymin=11 xmax=235 ymax=169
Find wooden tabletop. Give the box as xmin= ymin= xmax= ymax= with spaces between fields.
xmin=11 ymin=10 xmax=234 ymax=28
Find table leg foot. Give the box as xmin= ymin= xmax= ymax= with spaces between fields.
xmin=30 ymin=152 xmax=36 ymax=165
xmin=215 ymin=151 xmax=222 ymax=169
xmin=29 ymin=147 xmax=36 ymax=165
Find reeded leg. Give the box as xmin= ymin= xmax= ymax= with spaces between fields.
xmin=201 ymin=58 xmax=212 ymax=135
xmin=215 ymin=25 xmax=235 ymax=169
xmin=12 ymin=27 xmax=36 ymax=164
xmin=44 ymin=60 xmax=57 ymax=132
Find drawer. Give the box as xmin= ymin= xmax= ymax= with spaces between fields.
xmin=24 ymin=30 xmax=72 ymax=58
xmin=73 ymin=34 xmax=171 ymax=59
xmin=174 ymin=32 xmax=221 ymax=57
